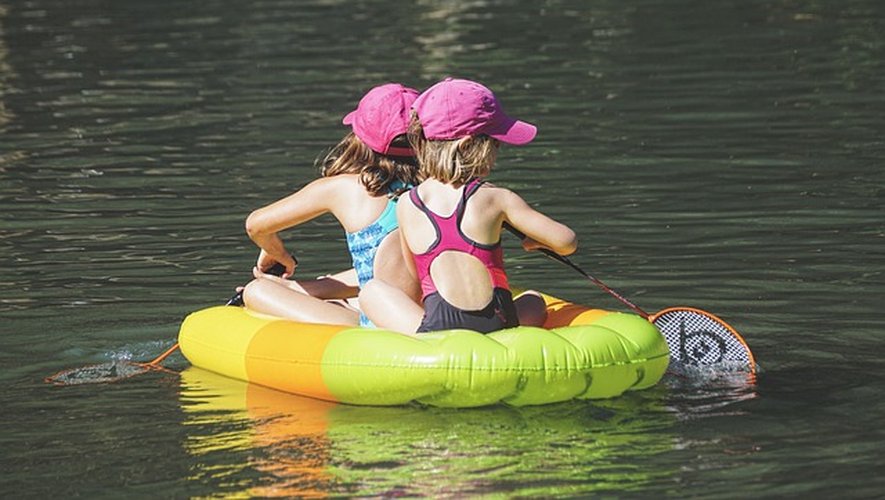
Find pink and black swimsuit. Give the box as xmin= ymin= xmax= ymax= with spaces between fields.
xmin=409 ymin=178 xmax=519 ymax=333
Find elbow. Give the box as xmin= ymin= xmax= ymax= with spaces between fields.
xmin=558 ymin=230 xmax=578 ymax=256
xmin=244 ymin=211 xmax=264 ymax=240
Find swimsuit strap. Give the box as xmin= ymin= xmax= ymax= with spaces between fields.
xmin=409 ymin=178 xmax=509 ymax=299
xmin=462 ymin=177 xmax=485 ymax=202
xmin=408 ymin=185 xmax=441 ymax=252
xmin=408 ymin=178 xmax=486 ymax=255
xmin=455 ymin=178 xmax=499 ymax=250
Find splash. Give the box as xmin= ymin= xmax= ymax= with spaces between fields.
xmin=46 ymin=360 xmax=151 ymax=385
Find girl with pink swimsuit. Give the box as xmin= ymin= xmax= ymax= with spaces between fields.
xmin=361 ymin=78 xmax=577 ymax=334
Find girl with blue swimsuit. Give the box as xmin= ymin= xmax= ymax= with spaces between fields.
xmin=241 ymin=83 xmax=422 ymax=326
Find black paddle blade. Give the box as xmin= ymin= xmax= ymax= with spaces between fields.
xmin=651 ymin=307 xmax=756 ymax=374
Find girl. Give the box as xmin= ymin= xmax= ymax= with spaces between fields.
xmin=361 ymin=78 xmax=577 ymax=334
xmin=242 ymin=83 xmax=422 ymax=326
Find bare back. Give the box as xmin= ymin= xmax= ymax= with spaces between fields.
xmin=330 ymin=175 xmax=421 ymax=302
xmin=398 ymin=179 xmax=506 ymax=311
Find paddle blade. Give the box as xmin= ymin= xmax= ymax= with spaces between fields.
xmin=45 ymin=360 xmax=156 ymax=385
xmin=651 ymin=307 xmax=756 ymax=374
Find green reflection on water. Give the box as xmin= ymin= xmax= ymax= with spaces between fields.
xmin=180 ymin=367 xmax=677 ymax=497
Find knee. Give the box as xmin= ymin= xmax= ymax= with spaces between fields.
xmin=241 ymin=278 xmax=269 ymax=308
xmin=515 ymin=290 xmax=548 ymax=327
xmin=358 ymin=280 xmax=374 ymax=301
xmin=358 ymin=279 xmax=382 ymax=307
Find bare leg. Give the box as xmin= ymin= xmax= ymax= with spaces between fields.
xmin=359 ymin=279 xmax=424 ymax=335
xmin=514 ymin=290 xmax=547 ymax=327
xmin=243 ymin=278 xmax=359 ymax=325
xmin=306 ymin=268 xmax=359 ymax=298
xmin=251 ymin=267 xmax=359 ymax=300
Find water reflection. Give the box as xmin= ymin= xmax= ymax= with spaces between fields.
xmin=410 ymin=0 xmax=477 ymax=75
xmin=663 ymin=365 xmax=759 ymax=421
xmin=181 ymin=367 xmax=334 ymax=497
xmin=180 ymin=367 xmax=679 ymax=497
xmin=0 ymin=4 xmax=14 ymax=128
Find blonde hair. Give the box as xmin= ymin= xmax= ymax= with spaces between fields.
xmin=408 ymin=114 xmax=498 ymax=185
xmin=318 ymin=132 xmax=418 ymax=196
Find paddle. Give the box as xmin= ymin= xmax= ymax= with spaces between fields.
xmin=45 ymin=261 xmax=289 ymax=385
xmin=504 ymin=224 xmax=756 ymax=373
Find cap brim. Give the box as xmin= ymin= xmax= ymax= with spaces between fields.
xmin=342 ymin=110 xmax=357 ymax=125
xmin=486 ymin=117 xmax=537 ymax=145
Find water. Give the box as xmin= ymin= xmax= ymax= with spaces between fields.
xmin=2 ymin=0 xmax=884 ymax=496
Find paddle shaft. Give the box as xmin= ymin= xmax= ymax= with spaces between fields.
xmin=504 ymin=226 xmax=758 ymax=373
xmin=148 ymin=259 xmax=291 ymax=366
xmin=148 ymin=342 xmax=181 ymax=366
xmin=503 ymin=224 xmax=650 ymax=318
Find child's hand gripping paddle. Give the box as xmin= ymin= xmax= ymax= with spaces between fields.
xmin=45 ymin=260 xmax=290 ymax=385
xmin=505 ymin=224 xmax=756 ymax=374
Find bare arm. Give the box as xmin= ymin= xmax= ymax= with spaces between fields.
xmin=501 ymin=189 xmax=577 ymax=256
xmin=245 ymin=177 xmax=339 ymax=276
xmin=396 ymin=199 xmax=419 ymax=281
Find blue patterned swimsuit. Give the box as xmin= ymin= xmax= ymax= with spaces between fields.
xmin=345 ymin=181 xmax=409 ymax=326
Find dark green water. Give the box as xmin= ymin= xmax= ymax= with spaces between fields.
xmin=2 ymin=0 xmax=883 ymax=497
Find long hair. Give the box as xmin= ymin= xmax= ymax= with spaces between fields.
xmin=407 ymin=114 xmax=498 ymax=185
xmin=318 ymin=132 xmax=418 ymax=196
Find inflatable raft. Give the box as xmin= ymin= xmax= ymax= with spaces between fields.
xmin=178 ymin=293 xmax=670 ymax=408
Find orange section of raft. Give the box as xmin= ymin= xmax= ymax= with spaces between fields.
xmin=246 ymin=321 xmax=348 ymax=403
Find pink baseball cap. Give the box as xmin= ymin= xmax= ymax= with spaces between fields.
xmin=343 ymin=83 xmax=419 ymax=157
xmin=412 ymin=78 xmax=537 ymax=145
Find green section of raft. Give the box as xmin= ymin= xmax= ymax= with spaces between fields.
xmin=320 ymin=313 xmax=670 ymax=407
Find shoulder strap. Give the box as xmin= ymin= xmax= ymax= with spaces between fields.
xmin=455 ymin=178 xmax=484 ymax=219
xmin=411 ymin=179 xmax=483 ymax=220
xmin=465 ymin=177 xmax=485 ymax=196
xmin=408 ymin=186 xmax=426 ymax=210
xmin=409 ymin=185 xmax=442 ymax=221
xmin=408 ymin=185 xmax=442 ymax=254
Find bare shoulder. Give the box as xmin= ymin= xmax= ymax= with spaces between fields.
xmin=396 ymin=187 xmax=418 ymax=214
xmin=310 ymin=173 xmax=361 ymax=190
xmin=474 ymin=181 xmax=523 ymax=208
xmin=476 ymin=181 xmax=516 ymax=196
xmin=307 ymin=174 xmax=371 ymax=200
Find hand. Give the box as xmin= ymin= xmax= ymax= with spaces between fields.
xmin=521 ymin=236 xmax=547 ymax=253
xmin=255 ymin=249 xmax=297 ymax=278
xmin=252 ymin=266 xmax=289 ymax=284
